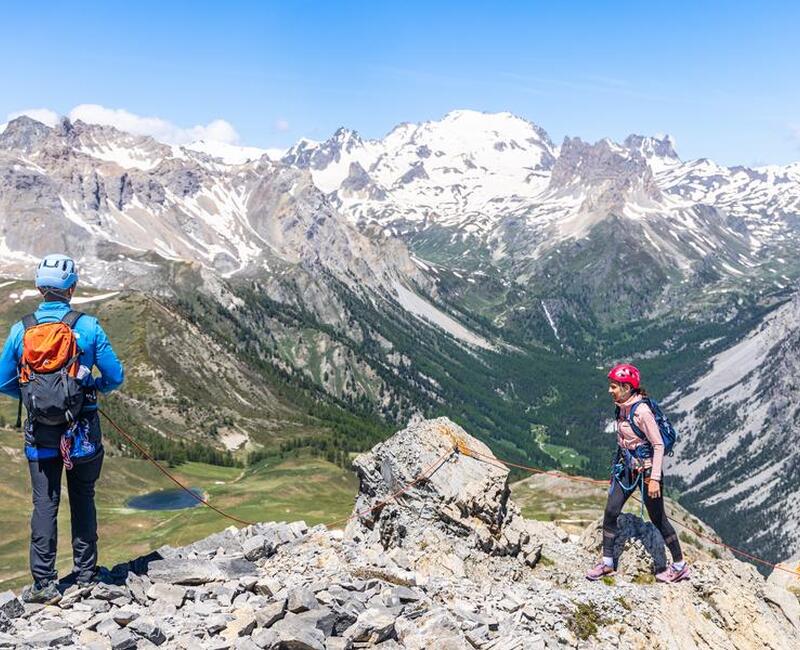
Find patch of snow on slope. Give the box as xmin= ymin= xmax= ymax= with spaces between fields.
xmin=667 ymin=305 xmax=783 ymax=415
xmin=0 ymin=237 xmax=38 ymax=263
xmin=391 ymin=281 xmax=493 ymax=350
xmin=9 ymin=290 xmax=40 ymax=303
xmin=71 ymin=291 xmax=120 ymax=305
xmin=79 ymin=144 xmax=162 ymax=171
xmin=184 ymin=140 xmax=273 ymax=164
xmin=541 ymin=300 xmax=560 ymax=341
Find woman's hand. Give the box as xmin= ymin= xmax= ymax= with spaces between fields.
xmin=647 ymin=478 xmax=661 ymax=499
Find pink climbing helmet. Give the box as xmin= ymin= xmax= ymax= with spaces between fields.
xmin=607 ymin=363 xmax=640 ymax=390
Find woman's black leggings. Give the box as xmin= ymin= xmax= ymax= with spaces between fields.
xmin=602 ymin=477 xmax=683 ymax=562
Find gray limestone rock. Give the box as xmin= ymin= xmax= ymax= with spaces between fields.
xmin=92 ymin=583 xmax=131 ymax=601
xmin=222 ymin=608 xmax=257 ymax=641
xmin=146 ymin=582 xmax=187 ymax=607
xmin=251 ymin=628 xmax=278 ymax=649
xmin=344 ymin=417 xmax=542 ymax=577
xmin=242 ymin=535 xmax=268 ymax=562
xmin=148 ymin=558 xmax=257 ymax=585
xmin=343 ymin=606 xmax=396 ymax=644
xmin=128 ymin=616 xmax=167 ymax=645
xmin=294 ymin=606 xmax=336 ymax=637
xmin=0 ymin=592 xmax=23 ymax=620
xmin=112 ymin=610 xmax=140 ymax=627
xmin=255 ymin=598 xmax=286 ymax=628
xmin=110 ymin=628 xmax=139 ymax=650
xmin=26 ymin=628 xmax=74 ymax=647
xmin=270 ymin=612 xmax=326 ymax=650
xmin=96 ymin=617 xmax=121 ymax=636
xmin=287 ymin=587 xmax=318 ymax=613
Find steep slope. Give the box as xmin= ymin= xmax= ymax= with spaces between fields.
xmin=0 ymin=280 xmax=321 ymax=459
xmin=667 ymin=289 xmax=800 ymax=562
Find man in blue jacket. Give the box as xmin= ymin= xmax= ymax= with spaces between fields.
xmin=0 ymin=254 xmax=124 ymax=604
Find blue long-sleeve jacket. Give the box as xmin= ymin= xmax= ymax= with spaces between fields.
xmin=0 ymin=301 xmax=125 ymax=406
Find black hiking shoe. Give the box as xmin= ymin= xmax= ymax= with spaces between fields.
xmin=60 ymin=569 xmax=99 ymax=589
xmin=21 ymin=579 xmax=62 ymax=605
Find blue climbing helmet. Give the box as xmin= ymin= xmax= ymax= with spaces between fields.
xmin=35 ymin=254 xmax=79 ymax=291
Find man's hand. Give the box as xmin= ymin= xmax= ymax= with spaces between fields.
xmin=647 ymin=478 xmax=661 ymax=499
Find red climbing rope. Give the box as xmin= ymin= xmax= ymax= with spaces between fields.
xmin=100 ymin=409 xmax=453 ymax=532
xmin=101 ymin=409 xmax=256 ymax=526
xmin=99 ymin=408 xmax=796 ymax=577
xmin=465 ymin=445 xmax=799 ymax=578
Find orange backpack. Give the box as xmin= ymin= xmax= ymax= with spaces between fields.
xmin=19 ymin=311 xmax=85 ymax=428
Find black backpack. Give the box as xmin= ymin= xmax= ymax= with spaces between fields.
xmin=18 ymin=311 xmax=85 ymax=428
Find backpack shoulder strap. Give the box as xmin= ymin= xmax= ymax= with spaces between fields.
xmin=628 ymin=401 xmax=646 ymax=440
xmin=60 ymin=310 xmax=84 ymax=329
xmin=21 ymin=313 xmax=38 ymax=330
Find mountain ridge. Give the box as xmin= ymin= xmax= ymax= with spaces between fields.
xmin=2 ymin=109 xmax=799 ymax=567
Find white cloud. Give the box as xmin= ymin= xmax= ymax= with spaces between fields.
xmin=67 ymin=104 xmax=241 ymax=145
xmin=274 ymin=118 xmax=290 ymax=133
xmin=7 ymin=108 xmax=61 ymax=127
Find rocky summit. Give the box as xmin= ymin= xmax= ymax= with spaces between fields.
xmin=3 ymin=417 xmax=800 ymax=649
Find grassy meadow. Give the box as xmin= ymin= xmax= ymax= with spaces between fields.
xmin=0 ymin=428 xmax=358 ymax=591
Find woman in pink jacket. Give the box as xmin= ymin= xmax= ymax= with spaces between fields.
xmin=586 ymin=363 xmax=690 ymax=583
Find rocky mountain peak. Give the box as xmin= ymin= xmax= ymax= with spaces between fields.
xmin=550 ymin=136 xmax=662 ymax=209
xmin=402 ymin=110 xmax=557 ymax=165
xmin=623 ymin=133 xmax=679 ymax=162
xmin=345 ymin=417 xmax=543 ymax=574
xmin=331 ymin=127 xmax=365 ymax=152
xmin=0 ymin=115 xmax=53 ymax=152
xmin=281 ymin=131 xmax=360 ymax=171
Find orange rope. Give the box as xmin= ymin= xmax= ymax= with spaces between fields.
xmin=467 ymin=448 xmax=609 ymax=486
xmin=467 ymin=445 xmax=798 ymax=577
xmin=99 ymin=408 xmax=796 ymax=577
xmin=101 ymin=409 xmax=255 ymax=526
xmin=100 ymin=409 xmax=453 ymax=532
xmin=323 ymin=449 xmax=455 ymax=529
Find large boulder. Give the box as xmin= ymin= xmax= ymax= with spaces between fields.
xmin=344 ymin=417 xmax=543 ymax=578
xmin=766 ymin=551 xmax=800 ymax=632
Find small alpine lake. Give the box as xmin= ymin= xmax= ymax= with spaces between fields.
xmin=126 ymin=487 xmax=205 ymax=511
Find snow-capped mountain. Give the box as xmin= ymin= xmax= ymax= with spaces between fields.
xmin=283 ymin=110 xmax=556 ymax=233
xmin=285 ymin=110 xmax=800 ymax=309
xmin=0 ymin=116 xmax=428 ymax=298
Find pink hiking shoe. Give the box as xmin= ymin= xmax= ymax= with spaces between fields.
xmin=655 ymin=563 xmax=691 ymax=583
xmin=586 ymin=562 xmax=616 ymax=581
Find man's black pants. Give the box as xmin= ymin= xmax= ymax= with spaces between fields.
xmin=27 ymin=448 xmax=104 ymax=583
xmin=602 ymin=476 xmax=683 ymax=562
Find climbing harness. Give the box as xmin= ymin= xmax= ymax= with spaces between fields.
xmin=611 ymin=447 xmax=649 ymax=520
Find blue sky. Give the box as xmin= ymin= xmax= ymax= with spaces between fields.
xmin=2 ymin=1 xmax=798 ymax=165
